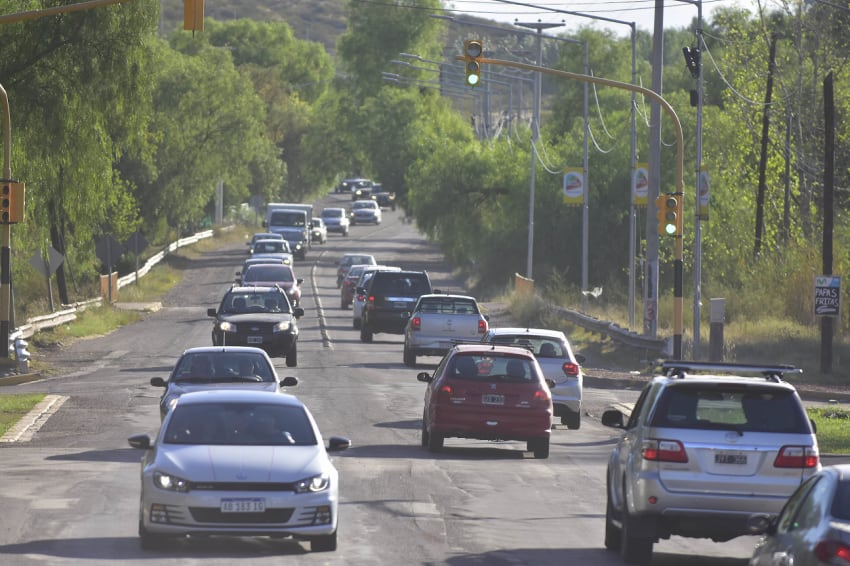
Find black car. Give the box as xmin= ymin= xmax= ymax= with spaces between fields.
xmin=207 ymin=286 xmax=304 ymax=366
xmin=360 ymin=270 xmax=433 ymax=342
xmin=148 ymin=346 xmax=298 ymax=420
xmin=373 ymin=191 xmax=397 ymax=211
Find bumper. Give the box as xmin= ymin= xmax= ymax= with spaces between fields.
xmin=365 ymin=311 xmax=409 ymax=334
xmin=550 ymin=379 xmax=582 ymax=415
xmin=430 ymin=407 xmax=552 ymax=441
xmin=213 ymin=331 xmax=296 ymax=357
xmin=325 ymin=223 xmax=348 ymax=233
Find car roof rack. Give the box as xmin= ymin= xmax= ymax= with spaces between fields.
xmin=660 ymin=360 xmax=801 ymax=382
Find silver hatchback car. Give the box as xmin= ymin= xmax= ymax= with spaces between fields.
xmin=481 ymin=328 xmax=584 ymax=429
xmin=601 ymin=361 xmax=820 ymax=565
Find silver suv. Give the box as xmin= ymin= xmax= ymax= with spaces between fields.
xmin=601 ymin=361 xmax=820 ymax=565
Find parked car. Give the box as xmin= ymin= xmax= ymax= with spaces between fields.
xmin=350 ymin=199 xmax=382 ymax=225
xmin=403 ymin=294 xmax=489 ymax=367
xmin=321 ymin=207 xmax=350 ymax=236
xmin=417 ymin=344 xmax=553 ymax=458
xmin=311 ymin=218 xmax=328 ymax=244
xmin=128 ymin=389 xmax=350 ymax=552
xmin=747 ymin=464 xmax=850 ymax=566
xmin=336 ymin=253 xmax=376 ymax=288
xmin=247 ymin=232 xmax=284 ymax=254
xmin=148 ymin=346 xmax=297 ymax=420
xmin=360 ymin=270 xmax=433 ymax=342
xmin=481 ymin=327 xmax=584 ymax=430
xmin=208 ymin=286 xmax=304 ymax=366
xmin=601 ymin=361 xmax=820 ymax=565
xmin=352 ymin=266 xmax=402 ymax=329
xmin=250 ymin=238 xmax=293 ymax=265
xmin=340 ymin=264 xmax=373 ymax=309
xmin=239 ymin=263 xmax=303 ymax=307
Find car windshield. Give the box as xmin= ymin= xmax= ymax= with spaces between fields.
xmin=488 ymin=335 xmax=566 ymax=358
xmin=322 ymin=209 xmax=342 ymax=218
xmin=253 ymin=240 xmax=289 ymax=254
xmin=172 ymin=352 xmax=275 ymax=383
xmin=448 ymin=354 xmax=535 ymax=383
xmin=649 ymin=385 xmax=809 ymax=433
xmin=270 ymin=211 xmax=306 ymax=226
xmin=353 ymin=201 xmax=374 ymax=209
xmin=163 ymin=402 xmax=317 ymax=446
xmin=243 ymin=265 xmax=294 ymax=283
xmin=223 ymin=291 xmax=292 ymax=314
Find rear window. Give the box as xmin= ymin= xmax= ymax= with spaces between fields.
xmin=419 ymin=297 xmax=478 ymax=314
xmin=244 ymin=266 xmax=293 ymax=282
xmin=448 ymin=354 xmax=536 ymax=383
xmin=649 ymin=385 xmax=809 ymax=433
xmin=371 ymin=274 xmax=430 ymax=295
xmin=488 ymin=335 xmax=566 ymax=358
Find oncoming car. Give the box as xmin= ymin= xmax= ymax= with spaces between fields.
xmin=128 ymin=389 xmax=351 ymax=552
xmin=149 ymin=346 xmax=298 ymax=420
xmin=417 ymin=344 xmax=553 ymax=459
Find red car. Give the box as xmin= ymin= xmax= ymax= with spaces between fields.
xmin=340 ymin=264 xmax=373 ymax=309
xmin=417 ymin=344 xmax=553 ymax=458
xmin=240 ymin=264 xmax=303 ymax=307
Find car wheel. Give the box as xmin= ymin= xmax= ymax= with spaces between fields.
xmin=403 ymin=345 xmax=416 ymax=367
xmin=620 ymin=490 xmax=654 ymax=564
xmin=426 ymin=427 xmax=443 ymax=452
xmin=310 ymin=530 xmax=337 ymax=552
xmin=139 ymin=520 xmax=168 ymax=551
xmin=528 ymin=437 xmax=550 ymax=459
xmin=421 ymin=413 xmax=429 ymax=447
xmin=360 ymin=325 xmax=373 ymax=343
xmin=604 ymin=477 xmax=622 ymax=551
xmin=562 ymin=411 xmax=581 ymax=430
xmin=286 ymin=343 xmax=298 ymax=367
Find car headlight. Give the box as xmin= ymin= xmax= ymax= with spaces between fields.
xmin=164 ymin=394 xmax=180 ymax=412
xmin=154 ymin=471 xmax=190 ymax=492
xmin=294 ymin=473 xmax=330 ymax=494
xmin=294 ymin=243 xmax=302 ymax=251
xmin=219 ymin=321 xmax=236 ymax=333
xmin=273 ymin=321 xmax=292 ymax=333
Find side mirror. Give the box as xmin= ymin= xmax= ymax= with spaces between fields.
xmin=575 ymin=354 xmax=586 ymax=365
xmin=207 ymin=308 xmax=217 ymax=317
xmin=128 ymin=434 xmax=152 ymax=450
xmin=293 ymin=307 xmax=305 ymax=318
xmin=545 ymin=379 xmax=556 ymax=389
xmin=746 ymin=513 xmax=775 ymax=535
xmin=297 ymin=278 xmax=304 ymax=285
xmin=401 ymin=311 xmax=411 ymax=319
xmin=601 ymin=409 xmax=625 ymax=428
xmin=484 ymin=314 xmax=490 ymax=321
xmin=150 ymin=377 xmax=167 ymax=388
xmin=328 ymin=436 xmax=352 ymax=452
xmin=417 ymin=372 xmax=433 ymax=383
xmin=281 ymin=376 xmax=298 ymax=387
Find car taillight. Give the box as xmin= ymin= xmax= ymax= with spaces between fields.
xmin=562 ymin=362 xmax=580 ymax=377
xmin=641 ymin=439 xmax=688 ymax=463
xmin=478 ymin=319 xmax=487 ymax=334
xmin=366 ymin=295 xmax=375 ymax=311
xmin=814 ymin=540 xmax=850 ymax=563
xmin=356 ymin=293 xmax=365 ymax=301
xmin=411 ymin=316 xmax=421 ymax=331
xmin=532 ymin=388 xmax=551 ymax=406
xmin=437 ymin=384 xmax=453 ymax=402
xmin=774 ymin=446 xmax=819 ymax=468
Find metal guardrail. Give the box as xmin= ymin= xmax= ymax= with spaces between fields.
xmin=548 ymin=305 xmax=671 ymax=355
xmin=10 ymin=230 xmax=214 ymax=350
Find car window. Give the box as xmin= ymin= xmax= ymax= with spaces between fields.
xmin=418 ymin=298 xmax=477 ymax=314
xmin=489 ymin=335 xmax=566 ymax=357
xmin=244 ymin=265 xmax=293 ymax=282
xmin=164 ymin=403 xmax=317 ymax=446
xmin=832 ymin=479 xmax=850 ymax=521
xmin=649 ymin=386 xmax=808 ymax=433
xmin=775 ymin=474 xmax=824 ymax=533
xmin=448 ymin=354 xmax=534 ymax=383
xmin=270 ymin=211 xmax=306 ymax=226
xmin=373 ymin=274 xmax=429 ymax=295
xmin=626 ymin=385 xmax=655 ymax=429
xmin=322 ymin=209 xmax=342 ymax=218
xmin=224 ymin=292 xmax=291 ymax=314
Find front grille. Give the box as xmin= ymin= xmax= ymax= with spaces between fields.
xmin=191 ymin=482 xmax=296 ymax=491
xmin=189 ymin=507 xmax=294 ymax=524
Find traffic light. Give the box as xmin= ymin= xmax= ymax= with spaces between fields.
xmin=184 ymin=0 xmax=205 ymax=32
xmin=655 ymin=193 xmax=682 ymax=237
xmin=0 ymin=184 xmax=10 ymax=223
xmin=0 ymin=181 xmax=24 ymax=224
xmin=682 ymin=46 xmax=700 ymax=78
xmin=464 ymin=40 xmax=483 ymax=87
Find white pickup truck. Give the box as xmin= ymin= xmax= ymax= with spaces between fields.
xmin=402 ymin=294 xmax=489 ymax=367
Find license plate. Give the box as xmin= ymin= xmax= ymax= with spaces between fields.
xmin=715 ymin=452 xmax=747 ymax=465
xmin=482 ymin=394 xmax=505 ymax=405
xmin=247 ymin=336 xmax=263 ymax=344
xmin=221 ymin=498 xmax=265 ymax=513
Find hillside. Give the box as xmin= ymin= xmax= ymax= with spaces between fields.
xmin=159 ymin=0 xmax=348 ymax=52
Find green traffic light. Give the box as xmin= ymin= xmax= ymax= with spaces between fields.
xmin=467 ymin=74 xmax=480 ymax=86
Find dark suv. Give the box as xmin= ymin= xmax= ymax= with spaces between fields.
xmin=360 ymin=270 xmax=432 ymax=342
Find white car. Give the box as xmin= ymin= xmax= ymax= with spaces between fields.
xmin=311 ymin=218 xmax=328 ymax=244
xmin=480 ymin=327 xmax=585 ymax=429
xmin=129 ymin=389 xmax=351 ymax=552
xmin=320 ymin=207 xmax=350 ymax=236
xmin=350 ymin=199 xmax=381 ymax=225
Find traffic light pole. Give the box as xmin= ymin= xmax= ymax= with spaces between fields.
xmin=458 ymin=55 xmax=686 ymax=357
xmin=0 ymin=84 xmax=10 ymax=360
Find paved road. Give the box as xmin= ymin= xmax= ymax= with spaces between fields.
xmin=0 ymin=192 xmax=785 ymax=565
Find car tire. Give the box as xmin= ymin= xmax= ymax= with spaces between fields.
xmin=360 ymin=325 xmax=373 ymax=343
xmin=286 ymin=343 xmax=298 ymax=367
xmin=620 ymin=493 xmax=653 ymax=565
xmin=528 ymin=437 xmax=550 ymax=459
xmin=139 ymin=521 xmax=168 ymax=551
xmin=421 ymin=413 xmax=429 ymax=447
xmin=403 ymin=345 xmax=416 ymax=367
xmin=604 ymin=477 xmax=622 ymax=551
xmin=427 ymin=428 xmax=443 ymax=452
xmin=310 ymin=530 xmax=337 ymax=552
xmin=562 ymin=411 xmax=581 ymax=430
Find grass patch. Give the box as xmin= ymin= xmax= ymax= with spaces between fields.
xmin=808 ymin=407 xmax=850 ymax=454
xmin=0 ymin=393 xmax=46 ymax=436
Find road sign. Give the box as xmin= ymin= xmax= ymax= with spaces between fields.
xmin=814 ymin=275 xmax=840 ymax=317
